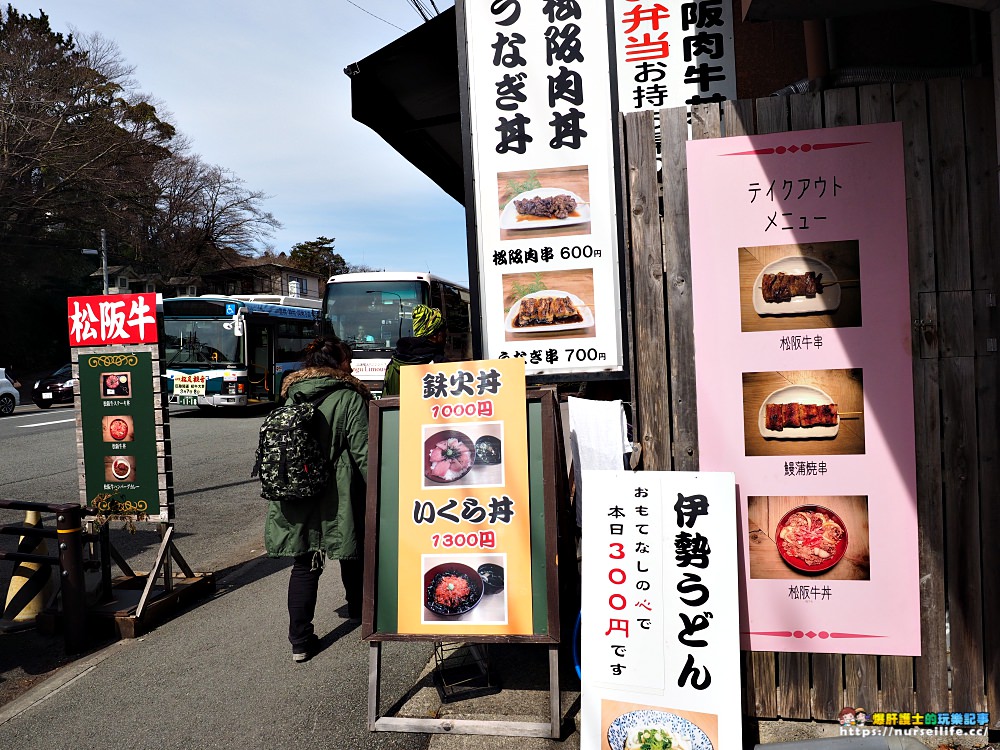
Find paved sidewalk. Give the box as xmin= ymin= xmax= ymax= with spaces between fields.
xmin=0 ymin=556 xmax=580 ymax=749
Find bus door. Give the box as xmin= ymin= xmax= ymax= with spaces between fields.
xmin=247 ymin=323 xmax=274 ymax=400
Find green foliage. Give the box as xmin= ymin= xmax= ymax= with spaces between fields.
xmin=504 ymin=171 xmax=541 ymax=197
xmin=0 ymin=6 xmax=280 ymax=368
xmin=510 ymin=272 xmax=547 ymax=301
xmin=289 ymin=236 xmax=348 ymax=277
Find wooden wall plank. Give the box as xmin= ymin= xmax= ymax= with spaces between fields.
xmin=717 ymin=99 xmax=783 ymax=720
xmin=893 ymin=80 xmax=948 ymax=706
xmin=823 ymin=88 xmax=858 ymax=129
xmin=623 ymin=110 xmax=672 ymax=472
xmin=859 ymin=84 xmax=893 ymax=125
xmin=790 ymin=91 xmax=823 ymax=131
xmin=756 ymin=98 xmax=811 ymax=720
xmin=750 ymin=649 xmax=779 ymax=719
xmin=722 ymin=98 xmax=782 ymax=721
xmin=778 ymin=652 xmax=811 ymax=720
xmin=691 ymin=103 xmax=722 ymax=140
xmin=845 ymin=655 xmax=879 ymax=716
xmin=659 ymin=105 xmax=699 ymax=471
xmin=963 ymin=76 xmax=1000 ymax=724
xmin=722 ymin=99 xmax=754 ymax=138
xmin=929 ymin=79 xmax=973 ymax=293
xmin=756 ymin=97 xmax=789 ymax=135
xmin=811 ymin=655 xmax=844 ymax=722
xmin=879 ymin=656 xmax=915 ymax=714
xmin=928 ymin=79 xmax=986 ymax=714
xmin=808 ymin=91 xmax=857 ymax=722
xmin=864 ymin=81 xmax=918 ymax=714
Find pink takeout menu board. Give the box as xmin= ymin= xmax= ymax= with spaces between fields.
xmin=685 ymin=122 xmax=920 ymax=656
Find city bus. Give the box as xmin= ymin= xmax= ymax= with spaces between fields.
xmin=322 ymin=272 xmax=473 ymax=394
xmin=162 ymin=295 xmax=320 ymax=407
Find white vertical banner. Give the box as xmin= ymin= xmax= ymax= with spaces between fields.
xmin=611 ymin=0 xmax=736 ymax=112
xmin=459 ymin=0 xmax=624 ymax=377
xmin=581 ymin=470 xmax=742 ymax=750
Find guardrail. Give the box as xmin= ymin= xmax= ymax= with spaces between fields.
xmin=0 ymin=499 xmax=87 ymax=653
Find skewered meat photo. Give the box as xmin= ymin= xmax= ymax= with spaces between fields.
xmin=513 ymin=193 xmax=578 ymax=219
xmin=513 ymin=295 xmax=584 ymax=327
xmin=761 ymin=271 xmax=823 ymax=303
xmin=740 ymin=242 xmax=862 ymax=330
xmin=497 ymin=166 xmax=592 ymax=239
xmin=764 ymin=402 xmax=839 ymax=431
xmin=745 ymin=370 xmax=864 ymax=455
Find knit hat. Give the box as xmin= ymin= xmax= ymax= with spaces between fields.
xmin=412 ymin=304 xmax=443 ymax=337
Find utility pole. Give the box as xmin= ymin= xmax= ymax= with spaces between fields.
xmin=100 ymin=229 xmax=109 ymax=295
xmin=81 ymin=229 xmax=109 ymax=294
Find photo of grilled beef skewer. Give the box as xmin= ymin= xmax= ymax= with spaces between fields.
xmin=513 ymin=193 xmax=578 ymax=219
xmin=761 ymin=271 xmax=824 ymax=303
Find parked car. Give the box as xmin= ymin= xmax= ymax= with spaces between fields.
xmin=32 ymin=364 xmax=76 ymax=408
xmin=0 ymin=368 xmax=20 ymax=416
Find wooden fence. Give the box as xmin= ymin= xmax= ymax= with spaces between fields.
xmin=621 ymin=79 xmax=999 ymax=723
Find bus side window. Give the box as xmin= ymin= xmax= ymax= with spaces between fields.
xmin=442 ymin=284 xmax=470 ymax=334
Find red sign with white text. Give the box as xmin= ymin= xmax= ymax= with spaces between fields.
xmin=67 ymin=294 xmax=159 ymax=347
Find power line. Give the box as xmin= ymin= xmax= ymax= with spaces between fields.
xmin=343 ymin=0 xmax=407 ymax=31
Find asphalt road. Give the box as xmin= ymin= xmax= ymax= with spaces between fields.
xmin=0 ymin=400 xmax=438 ymax=750
xmin=0 ymin=400 xmax=272 ymax=573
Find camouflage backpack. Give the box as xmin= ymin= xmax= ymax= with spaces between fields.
xmin=252 ymin=388 xmax=335 ymax=502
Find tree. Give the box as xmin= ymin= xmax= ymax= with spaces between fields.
xmin=0 ymin=7 xmax=280 ymax=368
xmin=0 ymin=6 xmax=176 ymax=250
xmin=289 ymin=236 xmax=348 ymax=277
xmin=148 ymin=153 xmax=280 ymax=275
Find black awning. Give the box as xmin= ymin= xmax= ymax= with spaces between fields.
xmin=346 ymin=9 xmax=465 ymax=205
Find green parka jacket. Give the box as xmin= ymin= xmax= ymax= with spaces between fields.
xmin=264 ymin=366 xmax=371 ymax=560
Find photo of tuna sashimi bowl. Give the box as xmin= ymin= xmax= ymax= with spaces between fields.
xmin=424 ymin=430 xmax=475 ymax=483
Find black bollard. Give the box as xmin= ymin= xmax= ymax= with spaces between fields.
xmin=56 ymin=505 xmax=87 ymax=654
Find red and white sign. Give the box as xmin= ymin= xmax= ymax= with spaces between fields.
xmin=612 ymin=0 xmax=737 ymax=113
xmin=67 ymin=294 xmax=159 ymax=347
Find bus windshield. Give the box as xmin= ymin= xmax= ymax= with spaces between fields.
xmin=164 ymin=319 xmax=243 ymax=367
xmin=324 ymin=280 xmax=426 ymax=351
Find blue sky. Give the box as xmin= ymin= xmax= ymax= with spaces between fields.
xmin=31 ymin=1 xmax=470 ymax=285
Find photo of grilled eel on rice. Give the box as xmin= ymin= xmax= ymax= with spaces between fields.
xmin=761 ymin=271 xmax=823 ymax=303
xmin=765 ymin=402 xmax=838 ymax=431
xmin=513 ymin=295 xmax=584 ymax=327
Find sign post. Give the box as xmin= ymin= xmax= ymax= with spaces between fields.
xmin=580 ymin=470 xmax=743 ymax=750
xmin=362 ymin=369 xmax=567 ymax=737
xmin=685 ymin=122 xmax=920 ymax=655
xmin=457 ymin=0 xmax=627 ymax=380
xmin=68 ymin=293 xmax=212 ymax=635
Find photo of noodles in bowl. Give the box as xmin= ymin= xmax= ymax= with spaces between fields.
xmin=607 ymin=710 xmax=712 ymax=750
xmin=424 ymin=430 xmax=475 ymax=483
xmin=423 ymin=562 xmax=484 ymax=617
xmin=775 ymin=504 xmax=848 ymax=573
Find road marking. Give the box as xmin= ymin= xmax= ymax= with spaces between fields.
xmin=16 ymin=418 xmax=75 ymax=429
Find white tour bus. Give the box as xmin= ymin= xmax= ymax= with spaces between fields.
xmin=163 ymin=294 xmax=320 ymax=407
xmin=322 ymin=272 xmax=473 ymax=394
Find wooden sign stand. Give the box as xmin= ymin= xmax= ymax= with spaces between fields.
xmin=85 ymin=519 xmax=214 ymax=639
xmin=362 ymin=389 xmax=571 ymax=739
xmin=367 ymin=640 xmax=561 ymax=738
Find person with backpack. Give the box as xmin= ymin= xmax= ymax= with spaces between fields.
xmin=262 ymin=335 xmax=371 ymax=663
xmin=381 ymin=304 xmax=446 ymax=396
